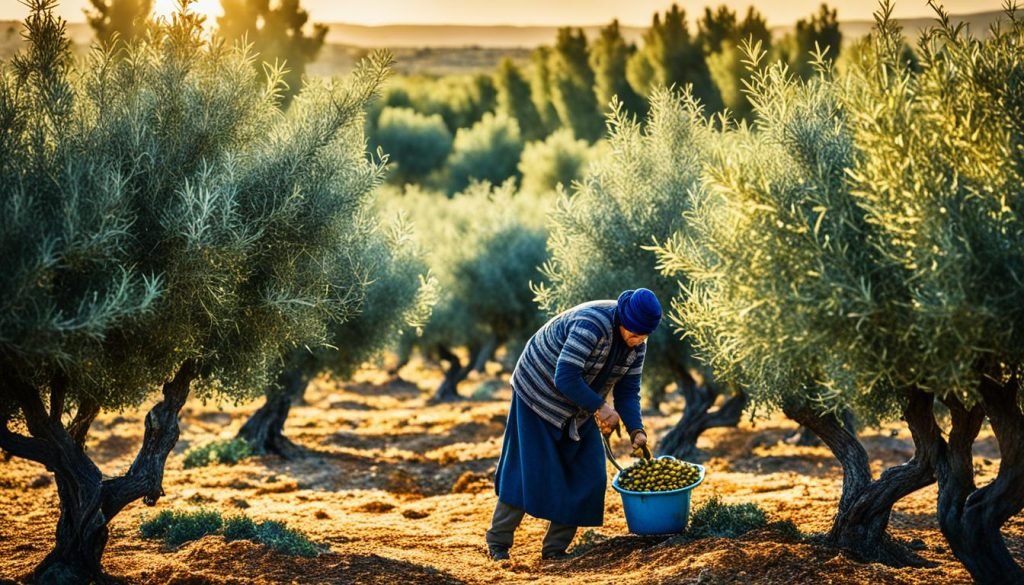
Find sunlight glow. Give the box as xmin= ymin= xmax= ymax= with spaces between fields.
xmin=152 ymin=0 xmax=223 ymax=26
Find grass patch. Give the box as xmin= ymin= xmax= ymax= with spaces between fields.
xmin=141 ymin=508 xmax=322 ymax=557
xmin=687 ymin=497 xmax=768 ymax=539
xmin=183 ymin=438 xmax=253 ymax=469
xmin=140 ymin=509 xmax=223 ymax=546
xmin=766 ymin=519 xmax=805 ymax=540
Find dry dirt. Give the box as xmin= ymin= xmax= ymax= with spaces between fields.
xmin=1 ymin=358 xmax=1020 ymax=584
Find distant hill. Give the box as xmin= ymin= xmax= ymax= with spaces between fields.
xmin=321 ymin=10 xmax=1018 ymax=48
xmin=2 ymin=8 xmax=1019 ymax=70
xmin=322 ymin=23 xmax=646 ymax=48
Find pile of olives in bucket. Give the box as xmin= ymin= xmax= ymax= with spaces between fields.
xmin=617 ymin=458 xmax=700 ymax=492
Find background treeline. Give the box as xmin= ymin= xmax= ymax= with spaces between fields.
xmin=364 ymin=3 xmax=843 ymax=194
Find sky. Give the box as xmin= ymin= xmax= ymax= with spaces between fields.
xmin=1 ymin=0 xmax=1011 ymax=27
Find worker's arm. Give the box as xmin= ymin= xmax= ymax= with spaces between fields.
xmin=553 ymin=320 xmax=605 ymax=413
xmin=613 ymin=346 xmax=646 ymax=446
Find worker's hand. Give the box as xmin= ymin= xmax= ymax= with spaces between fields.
xmin=630 ymin=429 xmax=648 ymax=450
xmin=595 ymin=403 xmax=620 ymax=436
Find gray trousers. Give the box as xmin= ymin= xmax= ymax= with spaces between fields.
xmin=486 ymin=499 xmax=577 ymax=555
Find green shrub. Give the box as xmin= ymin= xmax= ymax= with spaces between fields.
xmin=250 ymin=520 xmax=320 ymax=557
xmin=182 ymin=438 xmax=254 ymax=469
xmin=687 ymin=497 xmax=767 ymax=539
xmin=140 ymin=509 xmax=224 ymax=546
xmin=142 ymin=510 xmax=321 ymax=557
xmin=223 ymin=515 xmax=259 ymax=541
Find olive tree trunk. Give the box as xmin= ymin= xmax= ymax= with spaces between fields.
xmin=783 ymin=392 xmax=935 ymax=567
xmin=921 ymin=372 xmax=1024 ymax=584
xmin=471 ymin=334 xmax=500 ymax=373
xmin=657 ymin=371 xmax=747 ymax=460
xmin=237 ymin=368 xmax=309 ymax=459
xmin=0 ymin=361 xmax=197 ymax=584
xmin=432 ymin=343 xmax=479 ymax=402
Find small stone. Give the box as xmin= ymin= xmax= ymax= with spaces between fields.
xmin=29 ymin=475 xmax=52 ymax=489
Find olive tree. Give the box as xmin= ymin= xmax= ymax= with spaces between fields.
xmin=626 ymin=4 xmax=723 ymax=114
xmin=517 ymin=128 xmax=593 ymax=196
xmin=774 ymin=3 xmax=842 ymax=81
xmin=654 ymin=46 xmax=925 ymax=565
xmin=373 ymin=107 xmax=453 ymax=184
xmin=237 ymin=215 xmax=436 ymax=457
xmin=0 ymin=2 xmax=388 ymax=581
xmin=494 ymin=58 xmax=545 ymax=141
xmin=217 ymin=0 xmax=328 ymax=106
xmin=528 ymin=46 xmax=560 ymax=135
xmin=534 ymin=91 xmax=746 ymax=460
xmin=842 ymin=4 xmax=1024 ymax=580
xmin=655 ymin=2 xmax=1024 ymax=573
xmin=547 ymin=27 xmax=603 ymax=142
xmin=589 ymin=19 xmax=646 ymax=118
xmin=86 ymin=0 xmax=151 ymax=43
xmin=385 ymin=183 xmax=550 ymax=401
xmin=445 ymin=113 xmax=524 ymax=195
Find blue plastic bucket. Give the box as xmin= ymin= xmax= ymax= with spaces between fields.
xmin=611 ymin=456 xmax=706 ymax=535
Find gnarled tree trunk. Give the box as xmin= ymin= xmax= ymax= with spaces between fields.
xmin=237 ymin=368 xmax=309 ymax=459
xmin=0 ymin=360 xmax=197 ymax=584
xmin=432 ymin=343 xmax=476 ymax=402
xmin=657 ymin=370 xmax=747 ymax=460
xmin=922 ymin=372 xmax=1024 ymax=584
xmin=783 ymin=392 xmax=934 ymax=567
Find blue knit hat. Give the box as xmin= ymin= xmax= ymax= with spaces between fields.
xmin=616 ymin=288 xmax=662 ymax=335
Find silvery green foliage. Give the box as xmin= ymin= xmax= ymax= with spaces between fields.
xmin=535 ymin=90 xmax=716 ymax=398
xmin=843 ymin=3 xmax=1024 ymax=398
xmin=313 ymin=212 xmax=437 ymax=380
xmin=381 ymin=182 xmax=550 ymax=356
xmin=374 ymin=107 xmax=452 ymax=184
xmin=0 ymin=1 xmax=388 ymax=415
xmin=658 ymin=2 xmax=1024 ymax=418
xmin=445 ymin=113 xmax=524 ymax=195
xmin=372 ymin=74 xmax=496 ymax=135
xmin=656 ymin=47 xmax=898 ymax=418
xmin=517 ymin=128 xmax=595 ymax=196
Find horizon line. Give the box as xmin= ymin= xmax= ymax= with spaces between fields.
xmin=3 ymin=6 xmax=1017 ymax=28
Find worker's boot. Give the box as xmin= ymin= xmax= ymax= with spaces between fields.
xmin=487 ymin=544 xmax=510 ymax=561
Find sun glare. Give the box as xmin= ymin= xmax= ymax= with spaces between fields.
xmin=152 ymin=0 xmax=223 ymax=26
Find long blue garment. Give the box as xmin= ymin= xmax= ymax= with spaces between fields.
xmin=494 ymin=393 xmax=606 ymax=526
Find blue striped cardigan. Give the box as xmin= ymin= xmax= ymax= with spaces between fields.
xmin=511 ymin=300 xmax=646 ymax=440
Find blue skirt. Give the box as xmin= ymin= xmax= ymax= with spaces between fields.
xmin=494 ymin=393 xmax=606 ymax=527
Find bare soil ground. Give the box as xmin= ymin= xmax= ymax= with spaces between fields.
xmin=1 ymin=359 xmax=1020 ymax=584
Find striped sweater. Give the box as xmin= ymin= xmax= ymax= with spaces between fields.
xmin=511 ymin=300 xmax=646 ymax=440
